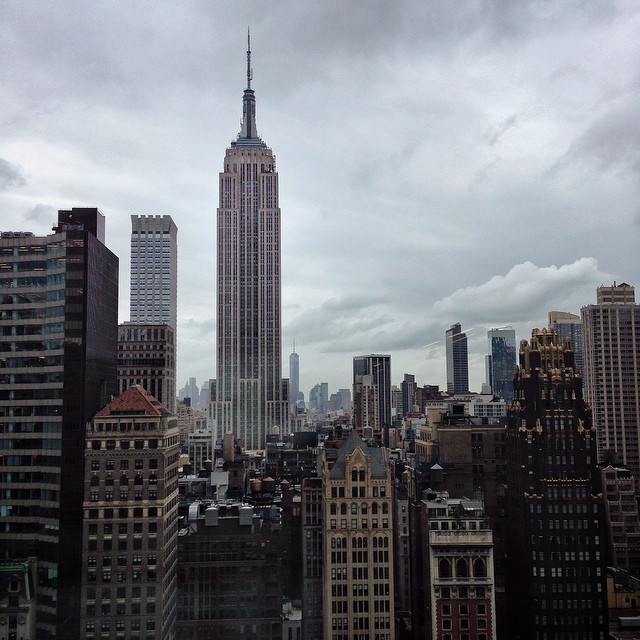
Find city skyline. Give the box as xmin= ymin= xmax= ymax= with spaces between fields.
xmin=1 ymin=3 xmax=639 ymax=393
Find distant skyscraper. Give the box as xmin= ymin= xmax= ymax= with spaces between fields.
xmin=289 ymin=343 xmax=299 ymax=416
xmin=129 ymin=215 xmax=178 ymax=330
xmin=446 ymin=323 xmax=469 ymax=394
xmin=582 ymin=283 xmax=640 ymax=480
xmin=0 ymin=208 xmax=118 ymax=640
xmin=506 ymin=328 xmax=608 ymax=639
xmin=211 ymin=35 xmax=287 ymax=449
xmin=485 ymin=327 xmax=516 ymax=401
xmin=353 ymin=354 xmax=392 ymax=429
xmin=549 ymin=310 xmax=583 ymax=371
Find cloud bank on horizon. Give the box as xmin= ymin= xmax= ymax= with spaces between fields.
xmin=0 ymin=1 xmax=638 ymax=395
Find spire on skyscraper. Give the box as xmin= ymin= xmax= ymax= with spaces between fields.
xmin=236 ymin=27 xmax=263 ymax=145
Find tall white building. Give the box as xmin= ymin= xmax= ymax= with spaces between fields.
xmin=582 ymin=282 xmax=640 ymax=481
xmin=129 ymin=215 xmax=178 ymax=330
xmin=211 ymin=35 xmax=287 ymax=449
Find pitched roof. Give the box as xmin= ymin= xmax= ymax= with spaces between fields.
xmin=329 ymin=430 xmax=388 ymax=479
xmin=95 ymin=384 xmax=171 ymax=417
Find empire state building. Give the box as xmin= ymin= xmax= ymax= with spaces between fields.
xmin=212 ymin=36 xmax=288 ymax=449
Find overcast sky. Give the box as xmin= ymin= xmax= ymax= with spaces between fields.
xmin=1 ymin=1 xmax=639 ymax=397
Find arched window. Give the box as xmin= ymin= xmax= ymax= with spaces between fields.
xmin=361 ymin=503 xmax=368 ymax=514
xmin=105 ymin=476 xmax=114 ymax=486
xmin=371 ymin=503 xmax=378 ymax=514
xmin=90 ymin=476 xmax=99 ymax=486
xmin=134 ymin=475 xmax=143 ymax=485
xmin=120 ymin=475 xmax=128 ymax=486
xmin=340 ymin=503 xmax=347 ymax=515
xmin=351 ymin=503 xmax=358 ymax=514
xmin=456 ymin=559 xmax=468 ymax=577
xmin=330 ymin=503 xmax=337 ymax=515
xmin=359 ymin=470 xmax=366 ymax=482
xmin=439 ymin=559 xmax=451 ymax=578
xmin=382 ymin=503 xmax=389 ymax=515
xmin=149 ymin=473 xmax=157 ymax=485
xmin=474 ymin=558 xmax=486 ymax=577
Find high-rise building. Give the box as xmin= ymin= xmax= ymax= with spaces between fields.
xmin=353 ymin=354 xmax=392 ymax=429
xmin=446 ymin=323 xmax=469 ymax=395
xmin=322 ymin=430 xmax=395 ymax=640
xmin=118 ymin=323 xmax=176 ymax=413
xmin=485 ymin=327 xmax=516 ymax=401
xmin=122 ymin=215 xmax=178 ymax=414
xmin=400 ymin=373 xmax=417 ymax=416
xmin=211 ymin=35 xmax=287 ymax=450
xmin=129 ymin=215 xmax=178 ymax=330
xmin=289 ymin=343 xmax=300 ymax=416
xmin=0 ymin=208 xmax=118 ymax=640
xmin=80 ymin=385 xmax=180 ymax=640
xmin=506 ymin=328 xmax=608 ymax=639
xmin=582 ymin=283 xmax=640 ymax=481
xmin=548 ymin=311 xmax=583 ymax=372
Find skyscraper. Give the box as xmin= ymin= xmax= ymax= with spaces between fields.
xmin=121 ymin=215 xmax=178 ymax=413
xmin=548 ymin=311 xmax=583 ymax=372
xmin=485 ymin=327 xmax=516 ymax=401
xmin=353 ymin=354 xmax=392 ymax=431
xmin=506 ymin=328 xmax=608 ymax=639
xmin=289 ymin=343 xmax=299 ymax=416
xmin=211 ymin=35 xmax=287 ymax=449
xmin=446 ymin=323 xmax=469 ymax=394
xmin=129 ymin=215 xmax=178 ymax=330
xmin=0 ymin=208 xmax=118 ymax=640
xmin=582 ymin=282 xmax=640 ymax=481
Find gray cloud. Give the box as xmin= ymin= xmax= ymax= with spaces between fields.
xmin=0 ymin=158 xmax=25 ymax=191
xmin=25 ymin=203 xmax=55 ymax=224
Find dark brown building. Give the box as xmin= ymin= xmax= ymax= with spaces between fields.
xmin=506 ymin=328 xmax=608 ymax=640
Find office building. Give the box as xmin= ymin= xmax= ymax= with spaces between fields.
xmin=446 ymin=324 xmax=469 ymax=395
xmin=400 ymin=373 xmax=417 ymax=416
xmin=118 ymin=323 xmax=176 ymax=413
xmin=129 ymin=215 xmax=177 ymax=330
xmin=210 ymin=35 xmax=287 ymax=450
xmin=582 ymin=283 xmax=640 ymax=481
xmin=422 ymin=494 xmax=497 ymax=640
xmin=600 ymin=465 xmax=640 ymax=577
xmin=485 ymin=327 xmax=516 ymax=401
xmin=290 ymin=344 xmax=300 ymax=416
xmin=80 ymin=385 xmax=180 ymax=640
xmin=548 ymin=311 xmax=583 ymax=372
xmin=0 ymin=208 xmax=118 ymax=640
xmin=176 ymin=501 xmax=282 ymax=640
xmin=322 ymin=430 xmax=395 ymax=640
xmin=353 ymin=354 xmax=392 ymax=431
xmin=309 ymin=382 xmax=329 ymax=416
xmin=506 ymin=328 xmax=608 ymax=639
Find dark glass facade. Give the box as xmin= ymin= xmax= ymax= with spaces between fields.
xmin=0 ymin=209 xmax=118 ymax=640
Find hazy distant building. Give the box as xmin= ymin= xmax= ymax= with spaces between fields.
xmin=309 ymin=382 xmax=329 ymax=416
xmin=322 ymin=431 xmax=395 ymax=639
xmin=485 ymin=327 xmax=516 ymax=401
xmin=289 ymin=345 xmax=300 ymax=415
xmin=548 ymin=311 xmax=583 ymax=371
xmin=400 ymin=373 xmax=417 ymax=416
xmin=118 ymin=323 xmax=176 ymax=413
xmin=129 ymin=215 xmax=178 ymax=330
xmin=80 ymin=385 xmax=179 ymax=640
xmin=446 ymin=324 xmax=469 ymax=395
xmin=353 ymin=354 xmax=392 ymax=430
xmin=211 ymin=35 xmax=288 ymax=449
xmin=582 ymin=283 xmax=640 ymax=481
xmin=353 ymin=374 xmax=380 ymax=434
xmin=0 ymin=208 xmax=118 ymax=640
xmin=506 ymin=328 xmax=608 ymax=639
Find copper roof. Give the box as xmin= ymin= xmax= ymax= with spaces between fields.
xmin=95 ymin=384 xmax=171 ymax=417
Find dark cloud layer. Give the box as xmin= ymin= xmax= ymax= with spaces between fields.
xmin=1 ymin=1 xmax=639 ymax=394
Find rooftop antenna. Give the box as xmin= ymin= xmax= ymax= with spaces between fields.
xmin=292 ymin=338 xmax=296 ymax=354
xmin=246 ymin=27 xmax=253 ymax=90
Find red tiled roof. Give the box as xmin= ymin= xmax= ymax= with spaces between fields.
xmin=95 ymin=384 xmax=169 ymax=417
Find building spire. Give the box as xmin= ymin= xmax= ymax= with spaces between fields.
xmin=246 ymin=27 xmax=252 ymax=90
xmin=236 ymin=28 xmax=263 ymax=144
